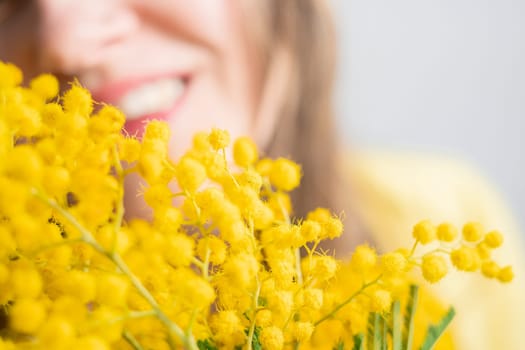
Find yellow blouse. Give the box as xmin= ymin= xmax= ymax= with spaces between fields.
xmin=345 ymin=150 xmax=525 ymax=349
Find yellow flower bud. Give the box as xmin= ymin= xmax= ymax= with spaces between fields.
xmin=62 ymin=83 xmax=93 ymax=116
xmin=484 ymin=230 xmax=504 ymax=248
xmin=197 ymin=236 xmax=227 ymax=265
xmin=260 ymin=326 xmax=284 ymax=350
xmin=143 ymin=183 xmax=172 ymax=210
xmin=42 ymin=165 xmax=70 ymax=195
xmin=223 ymin=253 xmax=258 ymax=288
xmin=303 ymin=288 xmax=324 ymax=310
xmin=236 ymin=168 xmax=263 ymax=191
xmin=437 ymin=222 xmax=458 ymax=242
xmin=450 ymin=246 xmax=479 ymax=271
xmin=322 ymin=217 xmax=344 ymax=239
xmin=498 ymin=265 xmax=514 ymax=283
xmin=91 ymin=105 xmax=125 ymax=135
xmin=481 ymin=261 xmax=500 ymax=278
xmin=381 ymin=252 xmax=407 ymax=275
xmin=30 ymin=73 xmax=59 ymax=100
xmin=89 ymin=308 xmax=123 ymax=343
xmin=208 ymin=128 xmax=230 ymax=150
xmin=291 ymin=322 xmax=315 ymax=341
xmin=422 ymin=254 xmax=448 ymax=283
xmin=118 ymin=136 xmax=141 ymax=163
xmin=255 ymin=309 xmax=273 ymax=327
xmin=0 ymin=61 xmax=23 ymax=88
xmin=255 ymin=158 xmax=273 ymax=176
xmin=300 ymin=220 xmax=322 ymax=242
xmin=176 ymin=157 xmax=206 ymax=192
xmin=233 ymin=136 xmax=258 ymax=167
xmin=269 ymin=158 xmax=302 ymax=192
xmin=40 ymin=103 xmax=64 ymax=130
xmin=9 ymin=299 xmax=46 ymax=334
xmin=412 ymin=220 xmax=436 ymax=244
xmin=192 ymin=131 xmax=211 ymax=151
xmin=184 ymin=275 xmax=216 ymax=309
xmin=462 ymin=222 xmax=483 ymax=242
xmin=73 ymin=336 xmax=109 ymax=350
xmin=309 ymin=256 xmax=338 ymax=280
xmin=476 ymin=242 xmax=492 ymax=260
xmin=137 ymin=152 xmax=165 ymax=183
xmin=269 ymin=290 xmax=294 ymax=317
xmin=95 ymin=274 xmax=129 ymax=307
xmin=38 ymin=316 xmax=75 ymax=348
xmin=370 ymin=289 xmax=392 ymax=312
xmin=0 ymin=227 xmax=17 ymax=259
xmin=7 ymin=103 xmax=42 ymax=136
xmin=50 ymin=296 xmax=87 ymax=326
xmin=5 ymin=145 xmax=43 ymax=184
xmin=0 ymin=263 xmax=8 ymax=285
xmin=153 ymin=207 xmax=183 ymax=234
xmin=350 ymin=244 xmax=377 ymax=272
xmin=56 ymin=270 xmax=96 ymax=303
xmin=210 ymin=310 xmax=245 ymax=347
xmin=11 ymin=267 xmax=42 ymax=299
xmin=165 ymin=234 xmax=194 ymax=267
xmin=143 ymin=120 xmax=170 ymax=143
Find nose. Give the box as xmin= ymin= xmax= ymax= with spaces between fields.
xmin=37 ymin=0 xmax=138 ymax=74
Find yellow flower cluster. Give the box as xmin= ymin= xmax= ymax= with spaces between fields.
xmin=0 ymin=61 xmax=514 ymax=350
xmin=411 ymin=219 xmax=513 ymax=283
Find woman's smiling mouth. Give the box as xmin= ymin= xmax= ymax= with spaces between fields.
xmin=92 ymin=75 xmax=189 ymax=136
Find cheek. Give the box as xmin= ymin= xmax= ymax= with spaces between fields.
xmin=186 ymin=1 xmax=262 ymax=144
xmin=167 ymin=76 xmax=253 ymax=160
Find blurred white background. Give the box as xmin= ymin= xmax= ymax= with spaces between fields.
xmin=334 ymin=0 xmax=524 ymax=229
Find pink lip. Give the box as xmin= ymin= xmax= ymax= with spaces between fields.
xmin=91 ymin=73 xmax=189 ymax=137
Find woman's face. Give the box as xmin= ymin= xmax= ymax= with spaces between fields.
xmin=0 ymin=0 xmax=274 ymax=158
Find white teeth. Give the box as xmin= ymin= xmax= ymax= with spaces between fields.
xmin=117 ymin=78 xmax=185 ymax=120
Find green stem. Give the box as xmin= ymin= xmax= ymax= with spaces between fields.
xmin=112 ymin=146 xmax=125 ymax=240
xmin=28 ymin=237 xmax=83 ymax=257
xmin=272 ymin=189 xmax=304 ymax=286
xmin=203 ymin=247 xmax=211 ymax=280
xmin=110 ymin=310 xmax=157 ymax=325
xmin=246 ymin=279 xmax=261 ymax=350
xmin=123 ymin=330 xmax=146 ymax=350
xmin=33 ymin=189 xmax=197 ymax=350
xmin=314 ymin=275 xmax=382 ymax=326
xmin=88 ymin=310 xmax=157 ymax=330
xmin=409 ymin=240 xmax=419 ymax=257
xmin=295 ymin=248 xmax=303 ymax=285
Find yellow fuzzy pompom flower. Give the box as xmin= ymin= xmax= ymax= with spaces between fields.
xmin=0 ymin=62 xmax=516 ymax=350
xmin=422 ymin=254 xmax=448 ymax=283
xmin=269 ymin=157 xmax=302 ymax=191
xmin=412 ymin=219 xmax=436 ymax=244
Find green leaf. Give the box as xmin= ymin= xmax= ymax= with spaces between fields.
xmin=367 ymin=313 xmax=382 ymax=350
xmin=257 ymin=296 xmax=268 ymax=307
xmin=366 ymin=312 xmax=375 ymax=350
xmin=197 ymin=338 xmax=218 ymax=350
xmin=391 ymin=301 xmax=402 ymax=350
xmin=419 ymin=307 xmax=456 ymax=350
xmin=251 ymin=326 xmax=263 ymax=350
xmin=403 ymin=285 xmax=419 ymax=350
xmin=333 ymin=340 xmax=345 ymax=350
xmin=381 ymin=315 xmax=387 ymax=350
xmin=352 ymin=334 xmax=365 ymax=350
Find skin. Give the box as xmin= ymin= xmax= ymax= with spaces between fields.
xmin=0 ymin=0 xmax=280 ymax=155
xmin=1 ymin=0 xmax=286 ymax=217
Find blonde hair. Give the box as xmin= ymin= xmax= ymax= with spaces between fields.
xmin=246 ymin=0 xmax=367 ymax=248
xmin=254 ymin=1 xmax=340 ymax=212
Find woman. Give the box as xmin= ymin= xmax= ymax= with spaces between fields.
xmin=1 ymin=1 xmax=523 ymax=349
xmin=0 ymin=0 xmax=351 ymax=240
